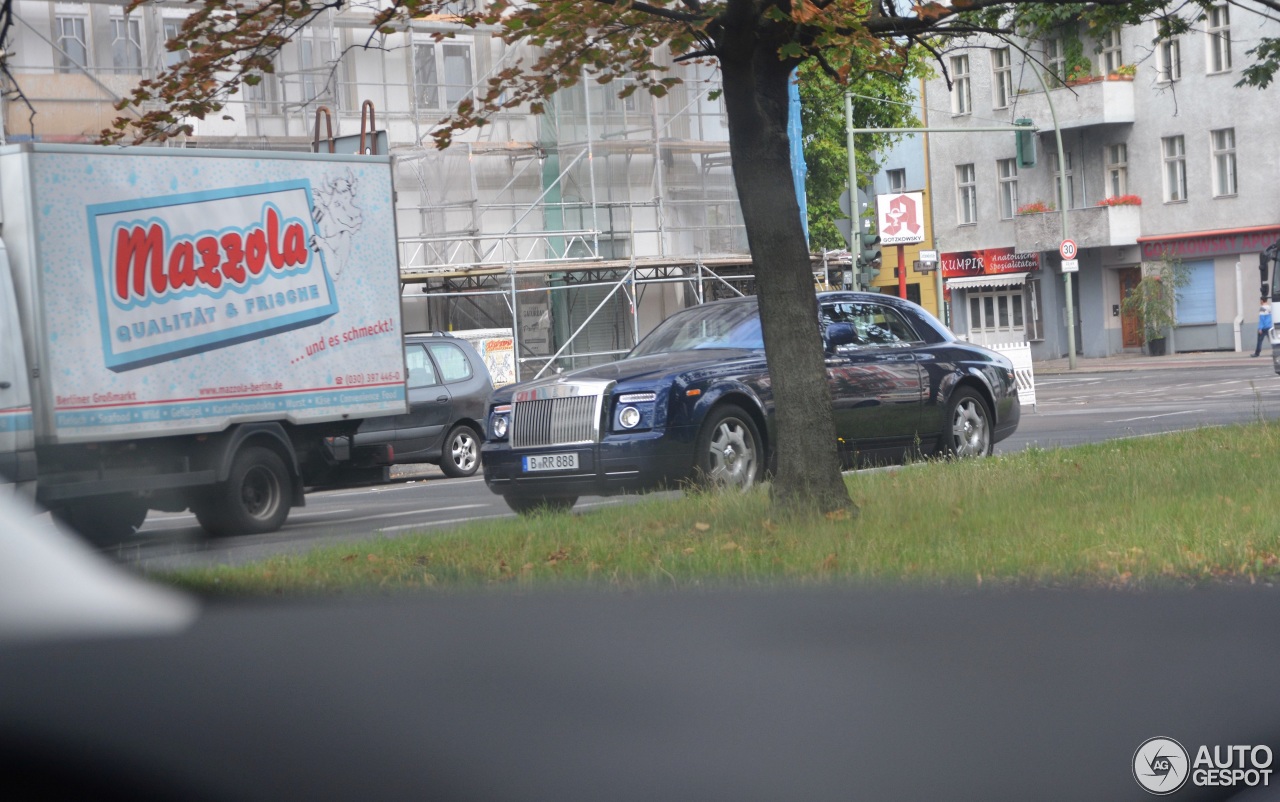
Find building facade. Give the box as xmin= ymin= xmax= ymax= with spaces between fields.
xmin=923 ymin=6 xmax=1280 ymax=358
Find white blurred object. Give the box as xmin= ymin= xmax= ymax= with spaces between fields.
xmin=0 ymin=490 xmax=198 ymax=641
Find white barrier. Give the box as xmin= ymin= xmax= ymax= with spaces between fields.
xmin=987 ymin=341 xmax=1037 ymax=411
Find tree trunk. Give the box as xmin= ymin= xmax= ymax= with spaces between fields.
xmin=717 ymin=15 xmax=853 ymax=514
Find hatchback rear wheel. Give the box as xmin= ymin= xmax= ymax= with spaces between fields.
xmin=440 ymin=425 xmax=481 ymax=478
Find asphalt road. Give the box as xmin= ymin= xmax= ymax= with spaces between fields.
xmin=115 ymin=363 xmax=1280 ymax=571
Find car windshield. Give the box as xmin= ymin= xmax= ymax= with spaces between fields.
xmin=629 ymin=301 xmax=763 ymax=356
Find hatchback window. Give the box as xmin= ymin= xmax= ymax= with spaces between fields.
xmin=406 ymin=345 xmax=439 ymax=388
xmin=820 ymin=302 xmax=920 ymax=346
xmin=427 ymin=342 xmax=474 ymax=383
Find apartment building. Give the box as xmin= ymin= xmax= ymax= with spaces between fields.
xmin=4 ymin=2 xmax=749 ymax=378
xmin=923 ymin=5 xmax=1280 ymax=359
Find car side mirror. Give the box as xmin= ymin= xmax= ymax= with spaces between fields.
xmin=825 ymin=323 xmax=858 ymax=350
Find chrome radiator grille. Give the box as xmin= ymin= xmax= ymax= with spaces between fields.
xmin=512 ymin=394 xmax=601 ymax=448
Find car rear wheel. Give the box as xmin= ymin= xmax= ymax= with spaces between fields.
xmin=941 ymin=387 xmax=993 ymax=458
xmin=55 ymin=494 xmax=148 ymax=546
xmin=693 ymin=404 xmax=762 ymax=491
xmin=440 ymin=425 xmax=481 ymax=478
xmin=504 ymin=495 xmax=578 ymax=515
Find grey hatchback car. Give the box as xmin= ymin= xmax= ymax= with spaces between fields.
xmin=351 ymin=333 xmax=494 ymax=479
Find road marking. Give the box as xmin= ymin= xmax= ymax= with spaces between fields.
xmin=377 ymin=512 xmax=511 ymax=533
xmin=325 ymin=476 xmax=486 ymax=496
xmin=340 ymin=504 xmax=488 ymax=525
xmin=1106 ymin=409 xmax=1205 ymax=423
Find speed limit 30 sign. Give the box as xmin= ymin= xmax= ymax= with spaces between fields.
xmin=1060 ymin=239 xmax=1078 ymax=260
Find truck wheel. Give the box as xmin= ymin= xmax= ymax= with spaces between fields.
xmin=56 ymin=494 xmax=148 ymax=546
xmin=940 ymin=387 xmax=993 ymax=458
xmin=197 ymin=446 xmax=292 ymax=536
xmin=440 ymin=425 xmax=481 ymax=478
xmin=503 ymin=495 xmax=578 ymax=515
xmin=692 ymin=404 xmax=762 ymax=491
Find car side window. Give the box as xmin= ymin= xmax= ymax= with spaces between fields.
xmin=820 ymin=302 xmax=921 ymax=348
xmin=405 ymin=344 xmax=439 ymax=388
xmin=427 ymin=342 xmax=474 ymax=383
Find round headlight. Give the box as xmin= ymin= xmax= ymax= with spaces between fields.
xmin=619 ymin=406 xmax=642 ymax=429
xmin=493 ymin=416 xmax=509 ymax=438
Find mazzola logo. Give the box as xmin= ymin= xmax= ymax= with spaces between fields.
xmin=1133 ymin=737 xmax=1189 ymax=795
xmin=88 ymin=179 xmax=340 ymax=371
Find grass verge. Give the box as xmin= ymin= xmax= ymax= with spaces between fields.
xmin=158 ymin=421 xmax=1280 ymax=595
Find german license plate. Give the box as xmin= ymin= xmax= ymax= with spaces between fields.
xmin=522 ymin=452 xmax=579 ymax=472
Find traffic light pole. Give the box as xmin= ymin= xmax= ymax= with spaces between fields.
xmin=844 ymin=93 xmax=861 ymax=291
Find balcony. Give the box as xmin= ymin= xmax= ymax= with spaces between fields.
xmin=1015 ymin=204 xmax=1141 ymax=254
xmin=1011 ymin=76 xmax=1135 ymax=131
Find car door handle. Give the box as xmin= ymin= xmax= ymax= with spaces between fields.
xmin=0 ymin=381 xmax=9 ymax=389
xmin=885 ymin=354 xmax=915 ymax=362
xmin=436 ymin=396 xmax=449 ymax=404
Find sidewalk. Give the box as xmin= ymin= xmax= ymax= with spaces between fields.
xmin=1034 ymin=348 xmax=1273 ymax=375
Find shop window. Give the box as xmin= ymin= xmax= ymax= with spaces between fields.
xmin=965 ymin=288 xmax=1029 ymax=341
xmin=1176 ymin=261 xmax=1216 ymax=324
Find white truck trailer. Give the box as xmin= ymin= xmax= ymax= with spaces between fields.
xmin=0 ymin=144 xmax=407 ymax=541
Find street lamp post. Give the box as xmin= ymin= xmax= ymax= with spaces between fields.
xmin=1026 ymin=69 xmax=1077 ymax=370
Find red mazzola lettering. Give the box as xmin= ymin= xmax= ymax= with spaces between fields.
xmin=112 ymin=206 xmax=310 ymax=304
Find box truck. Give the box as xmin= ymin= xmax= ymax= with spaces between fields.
xmin=0 ymin=144 xmax=407 ymax=541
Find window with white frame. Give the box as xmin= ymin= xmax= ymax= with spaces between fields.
xmin=957 ymin=163 xmax=977 ymax=224
xmin=296 ymin=30 xmax=336 ymax=109
xmin=992 ymin=47 xmax=1013 ymax=108
xmin=1163 ymin=135 xmax=1187 ymax=202
xmin=1044 ymin=36 xmax=1065 ymax=84
xmin=997 ymin=158 xmax=1018 ymax=220
xmin=1207 ymin=5 xmax=1231 ymax=73
xmin=414 ymin=40 xmax=474 ymax=110
xmin=887 ymin=168 xmax=907 ymax=192
xmin=1211 ymin=128 xmax=1237 ymax=197
xmin=967 ymin=289 xmax=1027 ymax=339
xmin=110 ymin=16 xmax=142 ymax=71
xmin=1105 ymin=144 xmax=1128 ymax=197
xmin=55 ymin=15 xmax=88 ymax=72
xmin=1156 ymin=35 xmax=1181 ymax=82
xmin=161 ymin=18 xmax=189 ymax=68
xmin=243 ymin=58 xmax=282 ymax=114
xmin=1101 ymin=29 xmax=1123 ymax=74
xmin=950 ymin=55 xmax=971 ymax=114
xmin=1052 ymin=151 xmax=1075 ymax=209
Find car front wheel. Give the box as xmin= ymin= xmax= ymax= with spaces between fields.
xmin=941 ymin=387 xmax=993 ymax=458
xmin=440 ymin=425 xmax=481 ymax=478
xmin=693 ymin=404 xmax=763 ymax=491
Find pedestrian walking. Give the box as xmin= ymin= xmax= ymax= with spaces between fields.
xmin=1253 ymin=297 xmax=1273 ymax=357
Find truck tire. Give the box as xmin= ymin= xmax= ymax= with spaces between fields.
xmin=56 ymin=494 xmax=148 ymax=546
xmin=939 ymin=387 xmax=993 ymax=458
xmin=196 ymin=446 xmax=292 ymax=536
xmin=503 ymin=495 xmax=578 ymax=515
xmin=439 ymin=425 xmax=482 ymax=478
xmin=692 ymin=404 xmax=763 ymax=491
